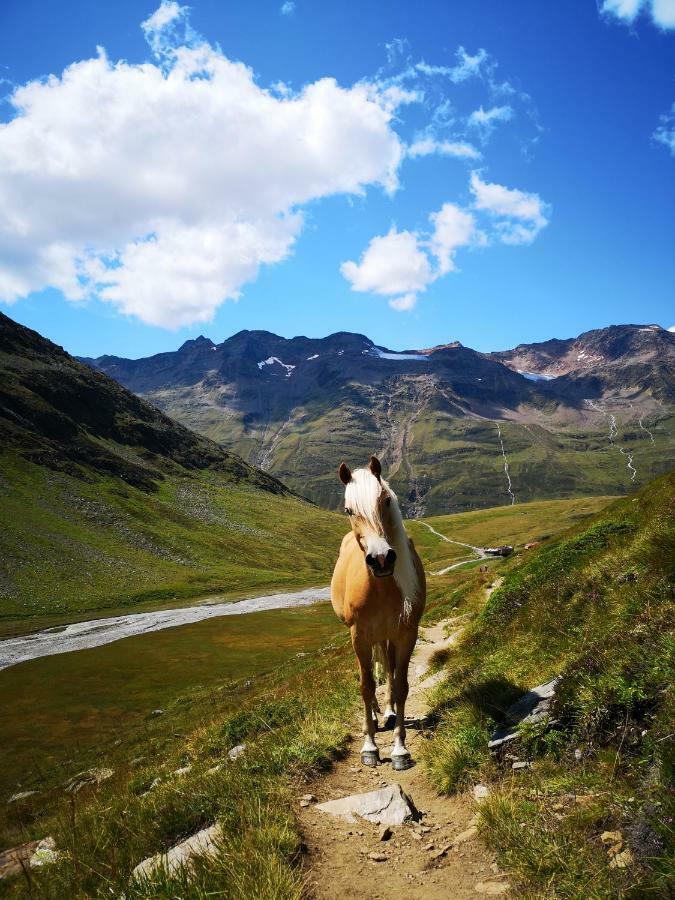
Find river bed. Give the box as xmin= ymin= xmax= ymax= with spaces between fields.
xmin=0 ymin=586 xmax=330 ymax=671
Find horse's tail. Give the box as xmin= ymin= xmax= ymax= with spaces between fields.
xmin=372 ymin=640 xmax=390 ymax=686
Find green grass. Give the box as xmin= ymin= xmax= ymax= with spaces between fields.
xmin=407 ymin=496 xmax=613 ymax=569
xmin=421 ymin=471 xmax=674 ymax=897
xmin=0 ymin=603 xmax=343 ymax=812
xmin=0 ymin=453 xmax=345 ymax=631
xmin=0 ymin=639 xmax=357 ymax=899
xmin=0 ymin=493 xmax=618 ymax=896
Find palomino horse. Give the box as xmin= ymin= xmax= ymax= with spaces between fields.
xmin=331 ymin=456 xmax=426 ymax=770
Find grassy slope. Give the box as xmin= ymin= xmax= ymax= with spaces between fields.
xmin=0 ymin=312 xmax=347 ymax=630
xmin=422 ymin=471 xmax=674 ymax=897
xmin=0 ymin=452 xmax=344 ymax=631
xmin=408 ymin=496 xmax=613 ymax=569
xmin=0 ymin=494 xmax=629 ymax=898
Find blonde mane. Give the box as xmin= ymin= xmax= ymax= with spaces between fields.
xmin=344 ymin=468 xmax=421 ymax=619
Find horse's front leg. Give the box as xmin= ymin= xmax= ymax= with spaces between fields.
xmin=352 ymin=633 xmax=379 ymax=766
xmin=382 ymin=640 xmax=397 ymax=729
xmin=391 ymin=631 xmax=417 ymax=770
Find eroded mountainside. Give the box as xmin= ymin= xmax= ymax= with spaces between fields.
xmin=84 ymin=323 xmax=675 ymax=515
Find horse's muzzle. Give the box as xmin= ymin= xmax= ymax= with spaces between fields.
xmin=365 ymin=549 xmax=397 ymax=577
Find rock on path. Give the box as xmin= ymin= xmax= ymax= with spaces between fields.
xmin=316 ymin=783 xmax=419 ymax=826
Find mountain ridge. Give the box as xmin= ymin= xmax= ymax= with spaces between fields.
xmin=76 ymin=320 xmax=674 ymax=515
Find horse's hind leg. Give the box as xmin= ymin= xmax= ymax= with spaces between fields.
xmin=390 ymin=631 xmax=417 ymax=770
xmin=352 ymin=633 xmax=379 ymax=766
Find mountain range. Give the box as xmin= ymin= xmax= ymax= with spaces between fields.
xmin=82 ymin=323 xmax=674 ymax=515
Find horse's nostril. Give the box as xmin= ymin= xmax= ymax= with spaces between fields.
xmin=386 ymin=549 xmax=397 ymax=566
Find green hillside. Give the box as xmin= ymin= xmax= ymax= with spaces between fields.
xmin=0 ymin=313 xmax=345 ymax=631
xmin=423 ymin=470 xmax=674 ymax=896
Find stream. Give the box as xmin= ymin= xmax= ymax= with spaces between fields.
xmin=0 ymin=586 xmax=331 ymax=671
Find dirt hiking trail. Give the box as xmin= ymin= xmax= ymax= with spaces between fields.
xmin=299 ymin=612 xmax=509 ymax=899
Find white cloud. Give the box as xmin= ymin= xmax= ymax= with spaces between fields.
xmin=429 ymin=204 xmax=477 ymax=274
xmin=467 ymin=104 xmax=513 ymax=141
xmin=654 ymin=103 xmax=675 ymax=154
xmin=407 ymin=137 xmax=481 ymax=160
xmin=280 ymin=1 xmax=296 ymax=15
xmin=340 ymin=228 xmax=432 ymax=302
xmin=652 ymin=0 xmax=675 ymax=27
xmin=341 ymin=199 xmax=478 ymax=310
xmin=388 ymin=293 xmax=418 ymax=311
xmin=341 ymin=172 xmax=550 ymax=310
xmin=0 ymin=8 xmax=406 ymax=327
xmin=669 ymin=325 xmax=675 ymax=331
xmin=469 ymin=172 xmax=550 ymax=244
xmin=600 ymin=0 xmax=675 ymax=28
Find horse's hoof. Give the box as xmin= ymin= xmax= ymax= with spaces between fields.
xmin=361 ymin=750 xmax=379 ymax=767
xmin=391 ymin=754 xmax=412 ymax=771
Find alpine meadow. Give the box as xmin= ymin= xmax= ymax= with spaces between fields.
xmin=0 ymin=1 xmax=673 ymax=898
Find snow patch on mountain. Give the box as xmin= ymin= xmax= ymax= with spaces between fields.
xmin=518 ymin=370 xmax=557 ymax=382
xmin=371 ymin=347 xmax=429 ymax=362
xmin=257 ymin=357 xmax=296 ymax=377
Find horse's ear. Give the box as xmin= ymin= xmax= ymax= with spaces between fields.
xmin=338 ymin=462 xmax=352 ymax=485
xmin=369 ymin=456 xmax=382 ymax=481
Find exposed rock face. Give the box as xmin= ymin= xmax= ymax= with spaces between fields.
xmin=489 ymin=678 xmax=559 ymax=750
xmin=132 ymin=824 xmax=222 ymax=881
xmin=82 ymin=323 xmax=675 ymax=515
xmin=315 ymin=783 xmax=419 ymax=825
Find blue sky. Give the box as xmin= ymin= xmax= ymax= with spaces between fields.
xmin=0 ymin=0 xmax=673 ymax=358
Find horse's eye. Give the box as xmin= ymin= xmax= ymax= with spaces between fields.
xmin=345 ymin=508 xmax=352 ymax=516
xmin=385 ymin=497 xmax=391 ymax=507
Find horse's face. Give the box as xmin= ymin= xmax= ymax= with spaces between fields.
xmin=338 ymin=456 xmax=397 ymax=578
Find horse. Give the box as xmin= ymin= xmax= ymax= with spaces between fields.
xmin=330 ymin=455 xmax=426 ymax=770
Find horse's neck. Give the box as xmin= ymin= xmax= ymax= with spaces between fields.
xmin=389 ymin=514 xmax=420 ymax=604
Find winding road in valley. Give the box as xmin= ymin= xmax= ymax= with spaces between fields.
xmin=0 ymin=587 xmax=331 ymax=672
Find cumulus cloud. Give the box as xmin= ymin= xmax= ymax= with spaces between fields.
xmin=341 ymin=200 xmax=478 ymax=310
xmin=469 ymin=172 xmax=550 ymax=244
xmin=0 ymin=4 xmax=408 ymax=327
xmin=600 ymin=0 xmax=675 ymax=28
xmin=342 ymin=173 xmax=549 ymax=310
xmin=429 ymin=203 xmax=479 ymax=274
xmin=340 ymin=228 xmax=431 ymax=310
xmin=280 ymin=1 xmax=296 ymax=15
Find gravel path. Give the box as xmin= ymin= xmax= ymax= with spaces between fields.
xmin=0 ymin=587 xmax=330 ymax=671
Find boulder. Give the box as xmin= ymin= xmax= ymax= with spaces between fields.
xmin=489 ymin=678 xmax=559 ymax=750
xmin=315 ymin=783 xmax=419 ymax=825
xmin=228 ymin=744 xmax=246 ymax=761
xmin=132 ymin=824 xmax=222 ymax=881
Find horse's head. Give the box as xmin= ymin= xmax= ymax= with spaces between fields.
xmin=338 ymin=455 xmax=398 ymax=578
